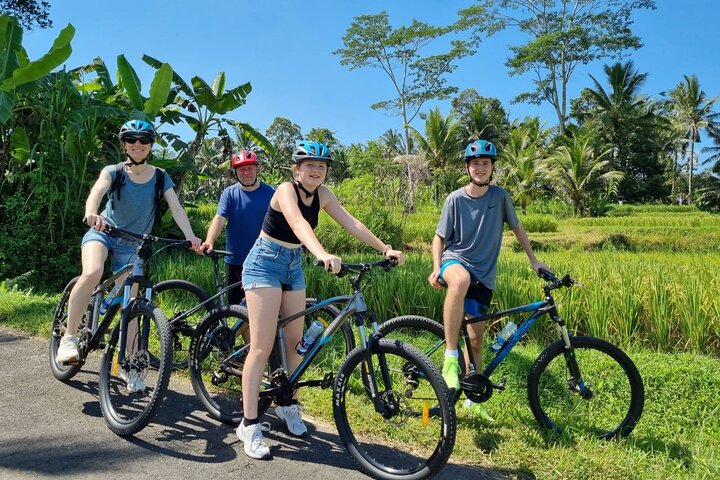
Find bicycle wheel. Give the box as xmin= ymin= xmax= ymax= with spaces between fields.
xmin=153 ymin=279 xmax=212 ymax=370
xmin=190 ymin=304 xmax=262 ymax=424
xmin=379 ymin=316 xmax=465 ymax=403
xmin=334 ymin=339 xmax=456 ymax=480
xmin=527 ymin=336 xmax=645 ymax=440
xmin=49 ymin=277 xmax=86 ymax=381
xmin=98 ymin=300 xmax=173 ymax=436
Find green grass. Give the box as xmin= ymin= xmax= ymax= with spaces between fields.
xmin=299 ymin=342 xmax=720 ymax=480
xmin=3 ymin=202 xmax=720 ymax=479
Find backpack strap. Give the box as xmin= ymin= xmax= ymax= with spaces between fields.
xmin=107 ymin=162 xmax=126 ymax=209
xmin=153 ymin=167 xmax=166 ymax=226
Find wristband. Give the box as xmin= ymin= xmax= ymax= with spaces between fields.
xmin=381 ymin=244 xmax=392 ymax=255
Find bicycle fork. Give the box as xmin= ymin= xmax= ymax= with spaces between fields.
xmin=358 ymin=313 xmax=402 ymax=418
xmin=553 ymin=314 xmax=593 ymax=400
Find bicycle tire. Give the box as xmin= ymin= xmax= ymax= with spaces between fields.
xmin=527 ymin=336 xmax=645 ymax=440
xmin=49 ymin=277 xmax=86 ymax=381
xmin=379 ymin=316 xmax=466 ymax=403
xmin=333 ymin=339 xmax=456 ymax=480
xmin=189 ymin=304 xmax=260 ymax=424
xmin=98 ymin=300 xmax=173 ymax=436
xmin=152 ymin=279 xmax=213 ymax=370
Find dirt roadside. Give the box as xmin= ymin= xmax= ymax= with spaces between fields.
xmin=0 ymin=326 xmax=500 ymax=480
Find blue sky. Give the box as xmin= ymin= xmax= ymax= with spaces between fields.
xmin=22 ymin=1 xmax=720 ymax=163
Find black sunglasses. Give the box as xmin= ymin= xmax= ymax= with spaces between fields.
xmin=124 ymin=136 xmax=153 ymax=145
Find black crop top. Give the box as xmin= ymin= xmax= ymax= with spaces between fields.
xmin=261 ymin=182 xmax=320 ymax=244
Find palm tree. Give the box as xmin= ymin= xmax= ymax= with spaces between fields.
xmin=586 ymin=61 xmax=654 ymax=170
xmin=668 ymin=75 xmax=719 ymax=203
xmin=500 ymin=117 xmax=549 ymax=214
xmin=380 ymin=129 xmax=407 ymax=158
xmin=407 ymin=107 xmax=462 ymax=205
xmin=542 ymin=129 xmax=624 ymax=216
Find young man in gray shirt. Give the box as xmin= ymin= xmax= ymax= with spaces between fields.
xmin=428 ymin=139 xmax=550 ymax=421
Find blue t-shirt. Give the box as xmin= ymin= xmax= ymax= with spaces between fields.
xmin=100 ymin=165 xmax=174 ymax=235
xmin=217 ymin=182 xmax=275 ymax=266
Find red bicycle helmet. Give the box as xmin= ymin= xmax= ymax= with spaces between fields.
xmin=231 ymin=150 xmax=258 ymax=168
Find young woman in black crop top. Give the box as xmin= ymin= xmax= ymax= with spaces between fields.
xmin=236 ymin=141 xmax=405 ymax=460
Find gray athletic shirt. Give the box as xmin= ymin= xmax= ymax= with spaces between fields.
xmin=436 ymin=185 xmax=519 ymax=290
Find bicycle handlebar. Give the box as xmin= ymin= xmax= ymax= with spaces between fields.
xmin=312 ymin=257 xmax=398 ymax=278
xmin=436 ymin=268 xmax=578 ymax=291
xmin=538 ymin=268 xmax=578 ymax=289
xmin=104 ymin=224 xmax=192 ymax=249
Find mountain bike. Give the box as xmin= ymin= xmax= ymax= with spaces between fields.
xmin=189 ymin=259 xmax=456 ymax=480
xmin=49 ymin=225 xmax=185 ymax=436
xmin=379 ymin=269 xmax=644 ymax=440
xmin=152 ymin=248 xmax=355 ymax=370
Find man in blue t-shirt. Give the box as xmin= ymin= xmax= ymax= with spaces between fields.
xmin=201 ymin=150 xmax=275 ymax=304
xmin=428 ymin=139 xmax=550 ymax=422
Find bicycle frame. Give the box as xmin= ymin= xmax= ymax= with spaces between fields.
xmin=221 ymin=260 xmax=395 ymax=412
xmin=75 ymin=226 xmax=190 ymax=368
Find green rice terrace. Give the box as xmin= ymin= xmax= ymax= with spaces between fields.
xmin=2 ymin=204 xmax=718 ymax=480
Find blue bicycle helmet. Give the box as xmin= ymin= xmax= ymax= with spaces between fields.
xmin=464 ymin=140 xmax=496 ymax=161
xmin=292 ymin=141 xmax=332 ymax=164
xmin=119 ymin=119 xmax=156 ymax=142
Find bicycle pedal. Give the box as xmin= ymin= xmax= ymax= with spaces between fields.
xmin=320 ymin=373 xmax=334 ymax=389
xmin=492 ymin=378 xmax=506 ymax=391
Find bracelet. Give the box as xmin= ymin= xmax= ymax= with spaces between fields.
xmin=381 ymin=244 xmax=392 ymax=255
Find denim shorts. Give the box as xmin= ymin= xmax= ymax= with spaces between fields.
xmin=82 ymin=229 xmax=144 ymax=274
xmin=439 ymin=259 xmax=492 ymax=317
xmin=242 ymin=237 xmax=305 ymax=291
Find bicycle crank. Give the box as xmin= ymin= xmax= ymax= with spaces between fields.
xmin=460 ymin=373 xmax=495 ymax=403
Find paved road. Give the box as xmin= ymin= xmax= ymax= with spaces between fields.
xmin=0 ymin=326 xmax=504 ymax=480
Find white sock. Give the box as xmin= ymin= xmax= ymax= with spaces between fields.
xmin=445 ymin=349 xmax=459 ymax=359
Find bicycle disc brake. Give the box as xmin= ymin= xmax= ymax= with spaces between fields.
xmin=460 ymin=373 xmax=494 ymax=403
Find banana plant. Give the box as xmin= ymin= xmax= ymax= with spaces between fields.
xmin=0 ymin=14 xmax=74 ymax=124
xmin=143 ymin=54 xmax=274 ymax=161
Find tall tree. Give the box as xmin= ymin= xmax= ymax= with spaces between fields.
xmin=1 ymin=0 xmax=51 ymax=29
xmin=451 ymin=89 xmax=510 ymax=146
xmin=500 ymin=117 xmax=549 ymax=213
xmin=542 ymin=128 xmax=623 ymax=216
xmin=459 ymin=0 xmax=656 ymax=133
xmin=408 ymin=107 xmax=462 ymax=205
xmin=379 ymin=128 xmax=407 ymax=158
xmin=580 ymin=61 xmax=666 ymax=201
xmin=668 ymin=75 xmax=719 ymax=203
xmin=263 ymin=116 xmax=301 ymax=177
xmin=334 ymin=11 xmax=475 ymax=154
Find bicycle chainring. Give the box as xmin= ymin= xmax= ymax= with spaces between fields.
xmin=460 ymin=372 xmax=494 ymax=403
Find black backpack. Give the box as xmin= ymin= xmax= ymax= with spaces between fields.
xmin=107 ymin=162 xmax=166 ymax=227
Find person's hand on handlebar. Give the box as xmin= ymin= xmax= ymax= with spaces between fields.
xmin=84 ymin=213 xmax=106 ymax=232
xmin=186 ymin=236 xmax=203 ymax=254
xmin=199 ymin=240 xmax=214 ymax=255
xmin=384 ymin=248 xmax=405 ymax=266
xmin=318 ymin=253 xmax=342 ymax=274
xmin=531 ymin=259 xmax=552 ymax=275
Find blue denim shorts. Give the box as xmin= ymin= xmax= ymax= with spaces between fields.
xmin=439 ymin=259 xmax=492 ymax=317
xmin=242 ymin=236 xmax=305 ymax=291
xmin=82 ymin=229 xmax=144 ymax=274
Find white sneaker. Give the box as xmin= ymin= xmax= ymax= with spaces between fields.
xmin=57 ymin=335 xmax=81 ymax=364
xmin=236 ymin=422 xmax=271 ymax=460
xmin=275 ymin=404 xmax=308 ymax=437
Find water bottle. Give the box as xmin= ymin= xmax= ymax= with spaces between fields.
xmin=297 ymin=320 xmax=324 ymax=354
xmin=490 ymin=321 xmax=517 ymax=352
xmin=100 ymin=284 xmax=121 ymax=315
